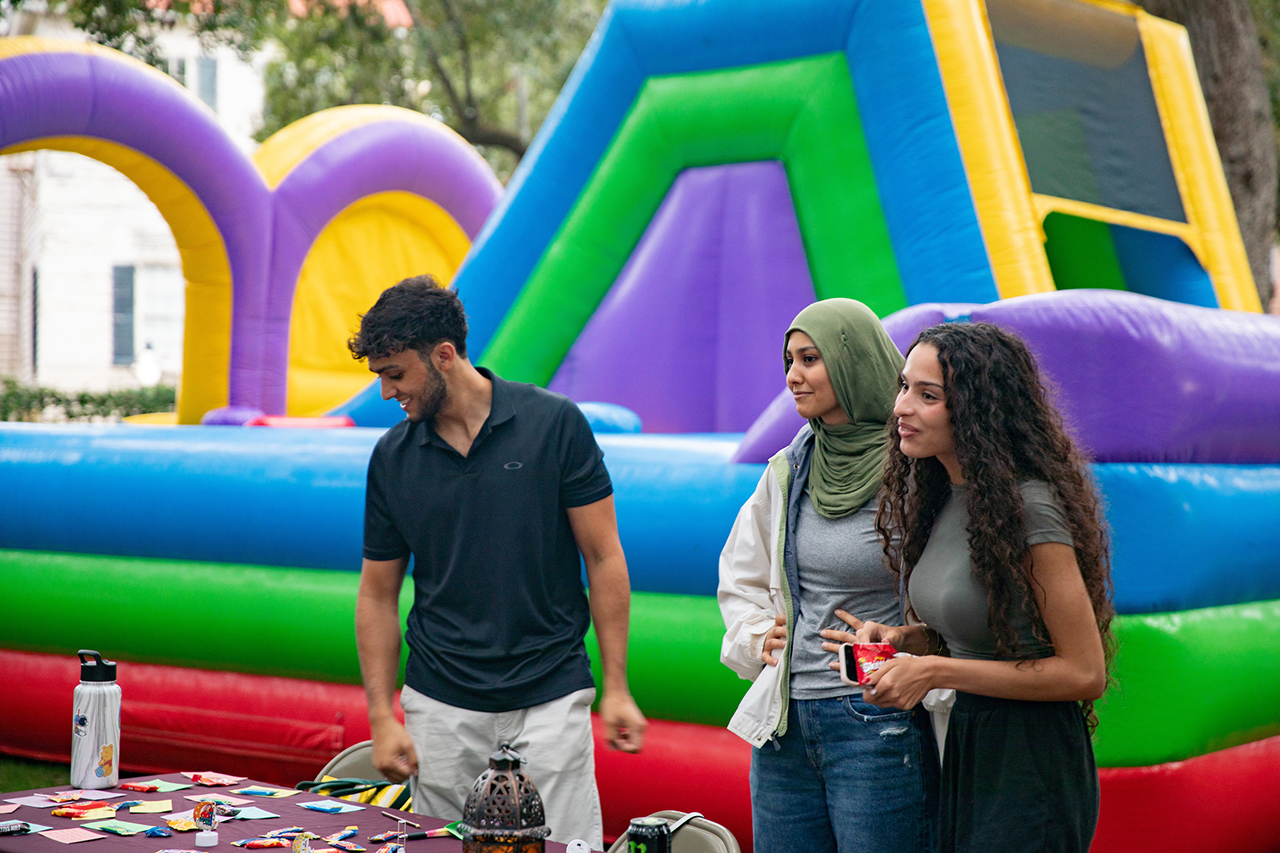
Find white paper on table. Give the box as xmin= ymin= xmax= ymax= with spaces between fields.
xmin=297 ymin=800 xmax=365 ymax=814
xmin=232 ymin=807 xmax=280 ymax=820
xmin=37 ymin=828 xmax=106 ymax=844
xmin=180 ymin=772 xmax=247 ymax=785
xmin=5 ymin=796 xmax=61 ymax=807
xmin=43 ymin=791 xmax=125 ymax=801
xmin=125 ymin=779 xmax=192 ymax=793
xmin=183 ymin=794 xmax=252 ymax=806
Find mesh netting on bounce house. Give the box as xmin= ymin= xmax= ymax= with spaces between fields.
xmin=2 ymin=1 xmax=1279 ymax=851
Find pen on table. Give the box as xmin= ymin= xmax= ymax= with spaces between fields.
xmin=382 ymin=810 xmax=420 ymax=828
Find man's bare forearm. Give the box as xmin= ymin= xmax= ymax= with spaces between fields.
xmin=587 ymin=553 xmax=633 ymax=694
xmin=355 ymin=557 xmax=409 ymax=724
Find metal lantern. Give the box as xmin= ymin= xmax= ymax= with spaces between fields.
xmin=459 ymin=742 xmax=551 ymax=853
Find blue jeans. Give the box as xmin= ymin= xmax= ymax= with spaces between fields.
xmin=750 ymin=696 xmax=937 ymax=853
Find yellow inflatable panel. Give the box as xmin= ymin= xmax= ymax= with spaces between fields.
xmin=921 ymin=0 xmax=1056 ymax=299
xmin=285 ymin=191 xmax=470 ymax=416
xmin=254 ymin=104 xmax=475 ymax=191
xmin=1138 ymin=13 xmax=1261 ymax=311
xmin=0 ymin=136 xmax=232 ymax=424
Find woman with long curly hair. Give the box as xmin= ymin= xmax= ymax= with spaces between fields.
xmin=821 ymin=321 xmax=1114 ymax=853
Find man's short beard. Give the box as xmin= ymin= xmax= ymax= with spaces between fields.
xmin=407 ymin=361 xmax=447 ymax=423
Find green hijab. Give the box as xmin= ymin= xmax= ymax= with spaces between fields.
xmin=786 ymin=298 xmax=904 ymax=518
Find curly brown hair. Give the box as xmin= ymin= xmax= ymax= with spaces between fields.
xmin=875 ymin=322 xmax=1115 ymax=728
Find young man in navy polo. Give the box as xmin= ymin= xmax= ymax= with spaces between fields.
xmin=348 ymin=276 xmax=646 ymax=847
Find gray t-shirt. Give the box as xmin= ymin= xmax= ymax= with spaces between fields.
xmin=790 ymin=491 xmax=901 ymax=699
xmin=908 ymin=480 xmax=1073 ymax=661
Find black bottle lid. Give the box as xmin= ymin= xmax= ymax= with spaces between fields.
xmin=77 ymin=650 xmax=117 ymax=682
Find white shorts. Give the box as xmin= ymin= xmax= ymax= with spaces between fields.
xmin=400 ymin=684 xmax=602 ymax=848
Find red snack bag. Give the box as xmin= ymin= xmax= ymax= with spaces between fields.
xmin=852 ymin=643 xmax=897 ymax=686
xmin=120 ymin=781 xmax=159 ymax=793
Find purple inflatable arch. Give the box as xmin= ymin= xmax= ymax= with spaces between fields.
xmin=0 ymin=42 xmax=502 ymax=419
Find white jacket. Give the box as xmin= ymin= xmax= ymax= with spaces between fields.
xmin=718 ymin=449 xmax=795 ymax=748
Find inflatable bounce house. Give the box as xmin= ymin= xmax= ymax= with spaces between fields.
xmin=2 ymin=0 xmax=1279 ymax=850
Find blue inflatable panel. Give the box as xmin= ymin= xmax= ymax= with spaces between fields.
xmin=844 ymin=2 xmax=997 ymax=305
xmin=4 ymin=426 xmax=1278 ymax=605
xmin=0 ymin=424 xmax=376 ymax=571
xmin=0 ymin=425 xmax=757 ymax=593
xmin=459 ymin=0 xmax=996 ymax=358
xmin=1098 ymin=464 xmax=1280 ymax=614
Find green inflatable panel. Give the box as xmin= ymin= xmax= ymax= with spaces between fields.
xmin=1091 ymin=598 xmax=1280 ymax=766
xmin=1042 ymin=213 xmax=1127 ymax=292
xmin=7 ymin=549 xmax=1277 ymax=765
xmin=586 ymin=591 xmax=745 ymax=726
xmin=483 ymin=53 xmax=906 ymax=384
xmin=0 ymin=550 xmax=400 ymax=684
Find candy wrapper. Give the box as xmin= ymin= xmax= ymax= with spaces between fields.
xmin=374 ymin=845 xmax=404 ymax=853
xmin=324 ymin=827 xmax=358 ymax=842
xmin=120 ymin=782 xmax=159 ymax=793
xmin=167 ymin=819 xmax=201 ymax=832
xmin=232 ymin=838 xmax=291 ymax=849
xmin=265 ymin=826 xmax=306 ymax=838
xmin=326 ymin=840 xmax=366 ymax=852
xmin=51 ymin=801 xmax=110 ymax=818
xmin=367 ymin=830 xmax=400 ymax=843
xmin=42 ymin=791 xmax=85 ymax=803
xmin=851 ymin=642 xmax=899 ymax=686
xmin=144 ymin=826 xmax=172 ymax=837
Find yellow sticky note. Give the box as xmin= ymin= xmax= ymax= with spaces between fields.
xmin=128 ymin=800 xmax=172 ymax=814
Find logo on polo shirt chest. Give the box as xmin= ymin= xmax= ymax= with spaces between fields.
xmin=504 ymin=461 xmax=523 ymax=470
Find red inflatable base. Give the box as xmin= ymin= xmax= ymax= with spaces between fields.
xmin=6 ymin=649 xmax=1278 ymax=853
xmin=1093 ymin=735 xmax=1280 ymax=853
xmin=0 ymin=650 xmax=749 ymax=845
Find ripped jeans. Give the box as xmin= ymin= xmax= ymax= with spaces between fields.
xmin=750 ymin=696 xmax=938 ymax=853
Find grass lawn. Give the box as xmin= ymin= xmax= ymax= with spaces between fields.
xmin=0 ymin=755 xmax=70 ymax=793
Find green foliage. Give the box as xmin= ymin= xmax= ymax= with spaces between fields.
xmin=259 ymin=0 xmax=606 ymax=180
xmin=259 ymin=0 xmax=431 ymax=139
xmin=1 ymin=377 xmax=176 ymax=422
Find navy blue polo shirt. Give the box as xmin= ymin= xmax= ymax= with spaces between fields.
xmin=363 ymin=369 xmax=612 ymax=712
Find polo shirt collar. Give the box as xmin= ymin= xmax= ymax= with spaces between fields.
xmin=417 ymin=366 xmax=513 ymax=448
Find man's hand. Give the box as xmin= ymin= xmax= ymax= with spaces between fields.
xmin=370 ymin=717 xmax=419 ymax=783
xmin=599 ymin=691 xmax=647 ymax=753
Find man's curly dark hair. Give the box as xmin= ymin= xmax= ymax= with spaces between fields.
xmin=875 ymin=322 xmax=1116 ymax=730
xmin=347 ymin=275 xmax=468 ymax=362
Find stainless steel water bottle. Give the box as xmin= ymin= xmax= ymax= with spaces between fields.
xmin=70 ymin=650 xmax=121 ymax=789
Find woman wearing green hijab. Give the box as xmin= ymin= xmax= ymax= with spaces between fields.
xmin=719 ymin=299 xmax=937 ymax=853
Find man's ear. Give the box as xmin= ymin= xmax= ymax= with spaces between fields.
xmin=432 ymin=341 xmax=458 ymax=373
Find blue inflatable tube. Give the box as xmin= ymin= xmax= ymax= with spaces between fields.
xmin=3 ymin=425 xmax=1278 ymax=609
xmin=0 ymin=425 xmax=759 ymax=594
xmin=1100 ymin=463 xmax=1280 ymax=614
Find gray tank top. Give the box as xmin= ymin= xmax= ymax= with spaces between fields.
xmin=789 ymin=492 xmax=901 ymax=699
xmin=908 ymin=480 xmax=1073 ymax=661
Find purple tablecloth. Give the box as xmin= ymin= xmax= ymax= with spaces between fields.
xmin=0 ymin=774 xmax=570 ymax=853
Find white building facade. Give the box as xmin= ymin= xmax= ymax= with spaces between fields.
xmin=0 ymin=11 xmax=267 ymax=393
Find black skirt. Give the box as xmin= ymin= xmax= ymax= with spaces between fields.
xmin=938 ymin=691 xmax=1099 ymax=853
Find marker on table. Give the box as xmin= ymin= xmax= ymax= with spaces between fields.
xmin=381 ymin=811 xmax=419 ymax=828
